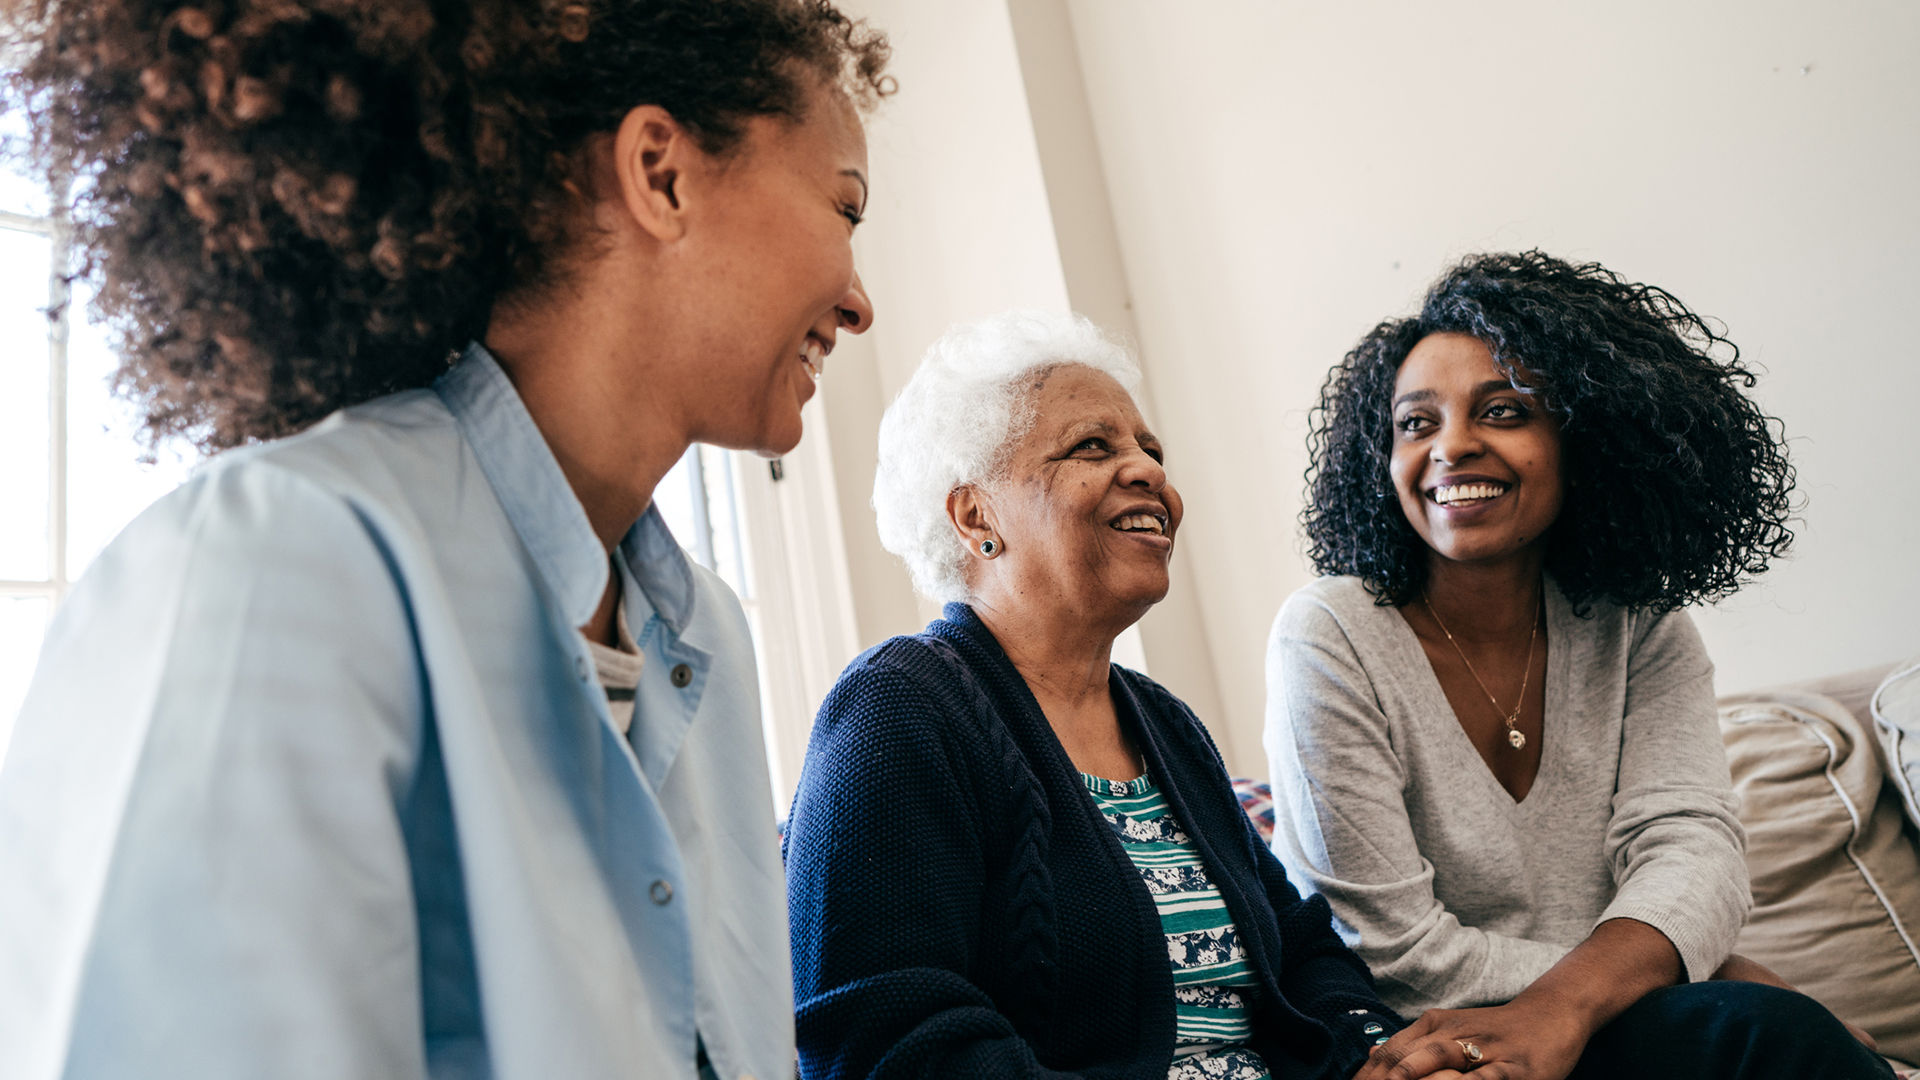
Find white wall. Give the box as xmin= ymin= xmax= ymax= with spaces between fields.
xmin=824 ymin=0 xmax=1234 ymax=757
xmin=1062 ymin=0 xmax=1920 ymax=756
xmin=822 ymin=0 xmax=1070 ymax=651
xmin=824 ymin=0 xmax=1920 ymax=772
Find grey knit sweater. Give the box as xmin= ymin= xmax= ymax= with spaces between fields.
xmin=1262 ymin=576 xmax=1749 ymax=1017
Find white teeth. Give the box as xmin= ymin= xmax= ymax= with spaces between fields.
xmin=1109 ymin=513 xmax=1165 ymax=535
xmin=1432 ymin=482 xmax=1508 ymax=505
xmin=799 ymin=339 xmax=826 ymax=381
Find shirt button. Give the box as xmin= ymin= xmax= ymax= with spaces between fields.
xmin=669 ymin=663 xmax=693 ymax=688
xmin=1364 ymin=1022 xmax=1384 ymax=1035
xmin=649 ymin=879 xmax=673 ymax=905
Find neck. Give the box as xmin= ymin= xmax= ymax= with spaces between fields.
xmin=484 ymin=285 xmax=692 ymax=553
xmin=1421 ymin=553 xmax=1545 ymax=641
xmin=970 ymin=597 xmax=1127 ymax=713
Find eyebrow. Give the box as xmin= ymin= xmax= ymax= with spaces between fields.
xmin=1060 ymin=419 xmax=1115 ymax=439
xmin=1392 ymin=379 xmax=1522 ymax=409
xmin=841 ymin=169 xmax=869 ymax=213
xmin=1059 ymin=419 xmax=1161 ymax=447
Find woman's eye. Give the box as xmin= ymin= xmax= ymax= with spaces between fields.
xmin=1395 ymin=415 xmax=1431 ymax=433
xmin=840 ymin=205 xmax=864 ymax=228
xmin=1072 ymin=437 xmax=1108 ymax=454
xmin=1484 ymin=402 xmax=1527 ymax=420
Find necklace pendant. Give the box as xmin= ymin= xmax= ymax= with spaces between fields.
xmin=1507 ymin=728 xmax=1527 ymax=750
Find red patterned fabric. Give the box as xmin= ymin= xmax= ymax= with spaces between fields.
xmin=1233 ymin=778 xmax=1276 ymax=846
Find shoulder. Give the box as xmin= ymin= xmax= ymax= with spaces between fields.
xmin=820 ymin=632 xmax=981 ymax=725
xmin=1270 ymin=575 xmax=1397 ymax=664
xmin=151 ymin=389 xmax=465 ymax=557
xmin=57 ymin=393 xmax=468 ymax=662
xmin=227 ymin=389 xmax=463 ymax=508
xmin=110 ymin=423 xmax=420 ymax=580
xmin=801 ymin=632 xmax=996 ymax=801
xmin=1624 ymin=603 xmax=1704 ymax=652
xmin=1275 ymin=575 xmax=1383 ymax=634
xmin=1553 ymin=587 xmax=1707 ymax=673
xmin=1621 ymin=604 xmax=1713 ymax=686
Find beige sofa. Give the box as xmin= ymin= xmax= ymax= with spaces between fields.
xmin=1719 ymin=659 xmax=1920 ymax=1070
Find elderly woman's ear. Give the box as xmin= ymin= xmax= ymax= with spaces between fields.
xmin=947 ymin=485 xmax=1003 ymax=562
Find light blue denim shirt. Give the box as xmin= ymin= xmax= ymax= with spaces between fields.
xmin=0 ymin=345 xmax=792 ymax=1080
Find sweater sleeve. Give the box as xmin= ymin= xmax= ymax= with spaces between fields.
xmin=1594 ymin=608 xmax=1749 ymax=981
xmin=785 ymin=657 xmax=1076 ymax=1080
xmin=1262 ymin=593 xmax=1570 ymax=1012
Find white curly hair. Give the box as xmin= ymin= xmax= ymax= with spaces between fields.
xmin=872 ymin=310 xmax=1142 ymax=602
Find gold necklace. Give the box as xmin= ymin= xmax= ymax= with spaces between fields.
xmin=1422 ymin=588 xmax=1541 ymax=750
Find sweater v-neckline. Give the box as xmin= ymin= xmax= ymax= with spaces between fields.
xmin=1386 ymin=580 xmax=1572 ymax=810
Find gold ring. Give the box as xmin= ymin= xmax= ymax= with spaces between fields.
xmin=1456 ymin=1039 xmax=1484 ymax=1064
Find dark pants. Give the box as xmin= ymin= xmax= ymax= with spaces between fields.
xmin=1569 ymin=982 xmax=1895 ymax=1079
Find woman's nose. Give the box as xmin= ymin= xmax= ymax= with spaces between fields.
xmin=1118 ymin=447 xmax=1167 ymax=490
xmin=837 ymin=270 xmax=873 ymax=334
xmin=1430 ymin=420 xmax=1483 ymax=465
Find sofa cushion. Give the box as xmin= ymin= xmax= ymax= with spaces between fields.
xmin=1874 ymin=659 xmax=1920 ymax=832
xmin=1719 ymin=688 xmax=1920 ymax=1065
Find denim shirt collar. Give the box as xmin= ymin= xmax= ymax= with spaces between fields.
xmin=435 ymin=342 xmax=699 ymax=636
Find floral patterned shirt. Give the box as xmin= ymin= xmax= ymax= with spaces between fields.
xmin=1084 ymin=773 xmax=1271 ymax=1080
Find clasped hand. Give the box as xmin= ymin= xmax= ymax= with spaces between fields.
xmin=1350 ymin=999 xmax=1590 ymax=1080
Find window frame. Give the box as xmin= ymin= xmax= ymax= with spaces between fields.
xmin=0 ymin=205 xmax=69 ymax=612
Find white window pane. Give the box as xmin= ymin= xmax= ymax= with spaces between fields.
xmin=0 ymin=225 xmax=52 ymax=581
xmin=0 ymin=110 xmax=51 ymax=218
xmin=64 ymin=283 xmax=194 ymax=578
xmin=652 ymin=447 xmax=699 ymax=560
xmin=0 ymin=594 xmax=51 ymax=767
xmin=701 ymin=445 xmax=751 ymax=601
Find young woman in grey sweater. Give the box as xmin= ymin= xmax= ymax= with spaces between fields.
xmin=1265 ymin=252 xmax=1891 ymax=1080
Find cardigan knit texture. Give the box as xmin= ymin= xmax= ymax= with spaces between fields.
xmin=786 ymin=604 xmax=1400 ymax=1080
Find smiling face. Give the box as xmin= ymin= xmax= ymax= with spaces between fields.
xmin=680 ymin=77 xmax=874 ymax=455
xmin=1389 ymin=332 xmax=1565 ymax=572
xmin=962 ymin=364 xmax=1183 ymax=627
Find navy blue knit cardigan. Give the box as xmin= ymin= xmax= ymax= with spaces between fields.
xmin=785 ymin=604 xmax=1403 ymax=1080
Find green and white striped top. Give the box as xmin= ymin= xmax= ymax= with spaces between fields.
xmin=1082 ymin=772 xmax=1271 ymax=1080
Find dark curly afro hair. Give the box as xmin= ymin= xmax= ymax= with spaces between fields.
xmin=2 ymin=0 xmax=891 ymax=452
xmin=1302 ymin=250 xmax=1795 ymax=614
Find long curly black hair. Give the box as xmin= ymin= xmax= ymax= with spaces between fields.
xmin=1302 ymin=250 xmax=1795 ymax=614
xmin=2 ymin=0 xmax=891 ymax=452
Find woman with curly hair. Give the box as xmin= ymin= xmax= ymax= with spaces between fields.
xmin=1264 ymin=252 xmax=1891 ymax=1080
xmin=0 ymin=1 xmax=885 ymax=1077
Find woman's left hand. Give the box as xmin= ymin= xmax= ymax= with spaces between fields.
xmin=1350 ymin=999 xmax=1591 ymax=1080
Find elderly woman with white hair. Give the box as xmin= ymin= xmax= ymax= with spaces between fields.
xmin=784 ymin=311 xmax=1402 ymax=1080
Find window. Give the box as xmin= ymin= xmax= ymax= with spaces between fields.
xmin=0 ymin=139 xmax=195 ymax=761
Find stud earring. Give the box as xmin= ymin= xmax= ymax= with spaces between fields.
xmin=979 ymin=538 xmax=998 ymax=557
